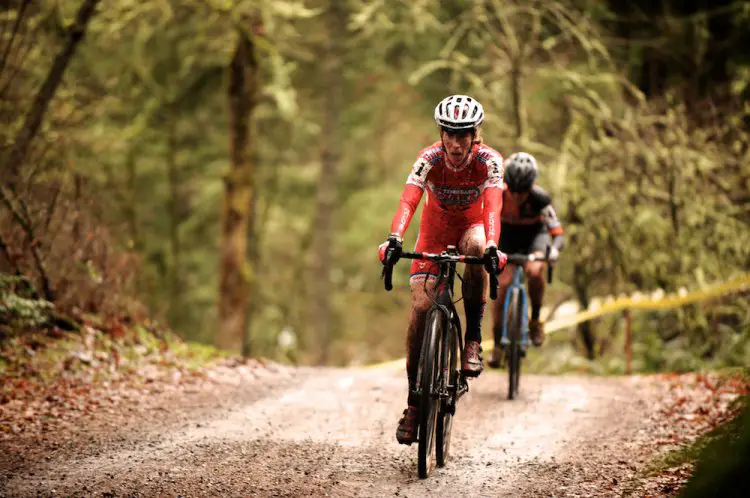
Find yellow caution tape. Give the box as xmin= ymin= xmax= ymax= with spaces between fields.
xmin=543 ymin=273 xmax=750 ymax=334
xmin=366 ymin=273 xmax=750 ymax=369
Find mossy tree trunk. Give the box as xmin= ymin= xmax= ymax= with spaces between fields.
xmin=216 ymin=30 xmax=258 ymax=353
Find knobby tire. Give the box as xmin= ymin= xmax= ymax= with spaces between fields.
xmin=417 ymin=309 xmax=441 ymax=478
xmin=507 ymin=288 xmax=522 ymax=400
xmin=435 ymin=320 xmax=458 ymax=468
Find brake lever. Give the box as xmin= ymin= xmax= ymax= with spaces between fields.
xmin=382 ymin=250 xmax=396 ymax=291
xmin=545 ymin=245 xmax=554 ymax=284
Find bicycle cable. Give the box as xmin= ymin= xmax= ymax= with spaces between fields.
xmin=452 ymin=272 xmax=465 ymax=305
xmin=421 ymin=262 xmax=468 ymax=308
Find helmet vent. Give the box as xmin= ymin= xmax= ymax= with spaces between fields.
xmin=433 ymin=94 xmax=484 ymax=131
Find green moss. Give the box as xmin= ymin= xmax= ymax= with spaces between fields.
xmin=679 ymin=395 xmax=750 ymax=497
xmin=170 ymin=340 xmax=231 ymax=370
xmin=646 ymin=433 xmax=714 ymax=476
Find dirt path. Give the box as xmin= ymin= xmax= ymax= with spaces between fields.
xmin=0 ymin=365 xmax=729 ymax=497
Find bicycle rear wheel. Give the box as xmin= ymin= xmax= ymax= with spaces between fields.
xmin=417 ymin=309 xmax=442 ymax=478
xmin=435 ymin=320 xmax=458 ymax=468
xmin=507 ymin=288 xmax=522 ymax=400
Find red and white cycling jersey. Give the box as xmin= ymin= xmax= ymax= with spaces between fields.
xmin=389 ymin=141 xmax=504 ymax=277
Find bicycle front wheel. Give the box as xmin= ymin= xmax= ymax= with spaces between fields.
xmin=417 ymin=308 xmax=442 ymax=479
xmin=507 ymin=288 xmax=522 ymax=400
xmin=436 ymin=319 xmax=458 ymax=468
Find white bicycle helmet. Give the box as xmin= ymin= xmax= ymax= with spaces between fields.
xmin=434 ymin=95 xmax=484 ymax=132
xmin=504 ymin=152 xmax=538 ymax=192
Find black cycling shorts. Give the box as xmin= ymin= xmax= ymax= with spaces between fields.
xmin=500 ymin=226 xmax=550 ymax=256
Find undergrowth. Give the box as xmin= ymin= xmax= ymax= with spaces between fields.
xmin=678 ymin=393 xmax=750 ymax=497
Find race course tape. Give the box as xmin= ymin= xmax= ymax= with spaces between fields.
xmin=365 ymin=273 xmax=750 ymax=370
xmin=543 ymin=272 xmax=750 ymax=335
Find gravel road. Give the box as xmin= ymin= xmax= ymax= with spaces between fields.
xmin=0 ymin=365 xmax=698 ymax=497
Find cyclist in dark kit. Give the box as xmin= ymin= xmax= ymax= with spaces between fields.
xmin=488 ymin=152 xmax=565 ymax=368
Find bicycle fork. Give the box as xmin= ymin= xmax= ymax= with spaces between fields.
xmin=439 ymin=309 xmax=469 ymax=416
xmin=499 ymin=268 xmax=532 ymax=352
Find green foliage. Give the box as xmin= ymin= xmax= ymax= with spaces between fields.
xmin=0 ymin=274 xmax=53 ymax=332
xmin=3 ymin=0 xmax=748 ymax=366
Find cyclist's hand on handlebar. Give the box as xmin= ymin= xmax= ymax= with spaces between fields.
xmin=483 ymin=245 xmax=507 ymax=275
xmin=378 ymin=234 xmax=403 ymax=265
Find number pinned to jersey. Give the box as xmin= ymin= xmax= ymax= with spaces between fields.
xmin=414 ymin=159 xmax=428 ymax=177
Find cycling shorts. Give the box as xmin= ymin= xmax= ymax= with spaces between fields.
xmin=499 ymin=225 xmax=550 ymax=257
xmin=410 ymin=223 xmax=484 ymax=282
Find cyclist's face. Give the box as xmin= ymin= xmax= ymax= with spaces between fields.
xmin=441 ymin=129 xmax=474 ymax=166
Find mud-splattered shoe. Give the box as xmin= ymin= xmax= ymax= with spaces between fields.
xmin=462 ymin=340 xmax=484 ymax=377
xmin=487 ymin=345 xmax=503 ymax=369
xmin=530 ymin=319 xmax=545 ymax=346
xmin=396 ymin=405 xmax=419 ymax=445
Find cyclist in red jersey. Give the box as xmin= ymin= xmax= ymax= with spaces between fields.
xmin=488 ymin=152 xmax=565 ymax=368
xmin=379 ymin=95 xmax=508 ymax=444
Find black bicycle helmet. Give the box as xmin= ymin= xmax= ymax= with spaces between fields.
xmin=504 ymin=152 xmax=538 ymax=192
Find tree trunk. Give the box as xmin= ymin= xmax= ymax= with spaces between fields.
xmin=667 ymin=162 xmax=679 ymax=236
xmin=510 ymin=61 xmax=524 ymax=145
xmin=124 ymin=149 xmax=140 ymax=253
xmin=243 ymin=182 xmax=259 ymax=358
xmin=0 ymin=186 xmax=53 ymax=300
xmin=216 ymin=30 xmax=258 ymax=353
xmin=122 ymin=148 xmax=141 ymax=293
xmin=567 ymin=194 xmax=596 ymax=360
xmin=573 ymin=263 xmax=596 ymax=360
xmin=4 ymin=0 xmax=101 ymax=177
xmin=307 ymin=0 xmax=346 ymax=365
xmin=573 ymin=264 xmax=596 ymax=360
xmin=166 ymin=122 xmax=182 ymax=328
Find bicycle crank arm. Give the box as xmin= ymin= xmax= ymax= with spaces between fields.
xmin=456 ymin=379 xmax=469 ymax=398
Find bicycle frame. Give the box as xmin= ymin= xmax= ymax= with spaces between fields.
xmin=425 ymin=253 xmax=460 ymax=331
xmin=382 ymin=245 xmax=495 ymax=403
xmin=499 ymin=265 xmax=530 ymax=350
xmin=415 ymin=249 xmax=466 ymax=402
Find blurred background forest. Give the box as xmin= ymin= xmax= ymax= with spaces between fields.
xmin=1 ymin=0 xmax=749 ymax=370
